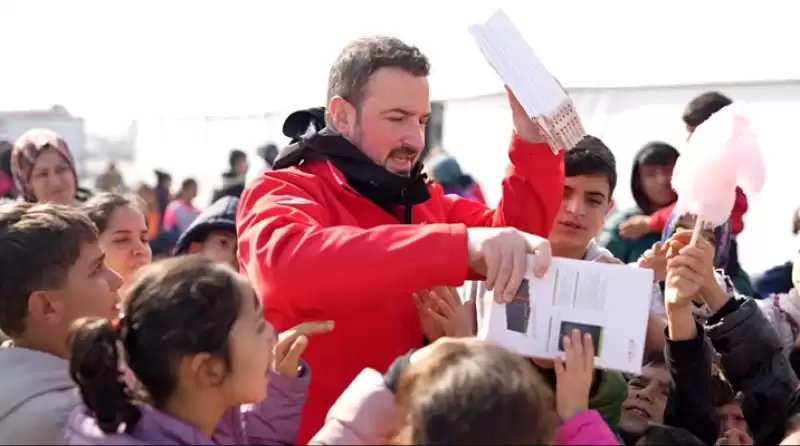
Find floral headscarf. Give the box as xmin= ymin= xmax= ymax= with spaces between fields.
xmin=661 ymin=210 xmax=733 ymax=270
xmin=10 ymin=129 xmax=77 ymax=202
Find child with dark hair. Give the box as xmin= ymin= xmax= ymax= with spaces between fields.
xmin=174 ymin=196 xmax=239 ymax=269
xmin=710 ymin=373 xmax=753 ymax=445
xmin=64 ymin=256 xmax=332 ymax=445
xmin=311 ymin=335 xmax=618 ymax=445
xmin=0 ymin=203 xmax=123 ymax=444
xmin=600 ymin=141 xmax=679 ymax=264
xmin=634 ymin=424 xmax=704 ymax=446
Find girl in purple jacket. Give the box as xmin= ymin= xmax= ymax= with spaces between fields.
xmin=64 ymin=256 xmax=330 ymax=445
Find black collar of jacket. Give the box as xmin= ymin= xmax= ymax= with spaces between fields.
xmin=272 ymin=127 xmax=430 ymax=223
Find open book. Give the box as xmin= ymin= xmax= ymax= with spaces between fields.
xmin=468 ymin=9 xmax=586 ymax=153
xmin=477 ymin=255 xmax=654 ymax=375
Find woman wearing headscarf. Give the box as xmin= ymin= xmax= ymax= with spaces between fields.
xmin=10 ymin=129 xmax=91 ymax=205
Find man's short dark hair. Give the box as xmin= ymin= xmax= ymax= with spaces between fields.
xmin=683 ymin=91 xmax=733 ymax=128
xmin=327 ymin=36 xmax=430 ymax=108
xmin=0 ymin=202 xmax=98 ymax=336
xmin=565 ymin=135 xmax=617 ymax=196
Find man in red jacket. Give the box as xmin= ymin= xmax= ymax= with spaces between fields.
xmin=237 ymin=36 xmax=565 ymax=442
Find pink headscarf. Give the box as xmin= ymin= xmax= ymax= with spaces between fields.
xmin=10 ymin=129 xmax=77 ymax=202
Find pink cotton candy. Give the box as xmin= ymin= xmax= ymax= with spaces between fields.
xmin=671 ymin=105 xmax=765 ymax=228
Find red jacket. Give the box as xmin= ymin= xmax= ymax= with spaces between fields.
xmin=649 ymin=187 xmax=749 ymax=235
xmin=236 ymin=134 xmax=564 ymax=443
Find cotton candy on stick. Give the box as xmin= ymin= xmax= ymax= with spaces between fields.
xmin=667 ymin=105 xmax=765 ymax=303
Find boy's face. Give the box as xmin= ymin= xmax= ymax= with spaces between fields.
xmin=28 ymin=242 xmax=122 ymax=352
xmin=717 ymin=402 xmax=748 ymax=436
xmin=190 ymin=230 xmax=238 ymax=269
xmin=619 ymin=362 xmax=669 ymax=436
xmin=549 ymin=174 xmax=614 ymax=257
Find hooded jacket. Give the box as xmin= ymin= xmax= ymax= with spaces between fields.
xmin=598 ymin=144 xmax=676 ymax=264
xmin=0 ymin=343 xmax=80 ymax=444
xmin=174 ymin=196 xmax=238 ymax=255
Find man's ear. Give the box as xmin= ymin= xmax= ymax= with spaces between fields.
xmin=27 ymin=290 xmax=62 ymax=327
xmin=328 ymin=96 xmax=357 ymax=138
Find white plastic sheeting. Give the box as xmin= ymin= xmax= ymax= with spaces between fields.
xmin=442 ymin=81 xmax=800 ymax=274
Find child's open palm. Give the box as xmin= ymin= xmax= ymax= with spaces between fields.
xmin=414 ymin=287 xmax=475 ymax=340
xmin=554 ymin=329 xmax=595 ymax=420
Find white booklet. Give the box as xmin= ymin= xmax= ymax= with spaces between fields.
xmin=468 ymin=9 xmax=586 ymax=153
xmin=477 ymin=255 xmax=654 ymax=375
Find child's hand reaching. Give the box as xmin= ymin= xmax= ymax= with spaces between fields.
xmin=638 ymin=241 xmax=668 ymax=282
xmin=664 ymin=231 xmax=717 ymax=310
xmin=554 ymin=329 xmax=595 ymax=420
xmin=716 ymin=428 xmax=753 ymax=445
xmin=414 ymin=287 xmax=475 ymax=339
xmin=273 ymin=321 xmax=335 ymax=377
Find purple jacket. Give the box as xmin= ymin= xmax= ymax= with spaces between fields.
xmin=64 ymin=364 xmax=310 ymax=445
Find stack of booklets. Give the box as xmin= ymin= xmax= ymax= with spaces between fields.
xmin=469 ymin=9 xmax=587 ymax=153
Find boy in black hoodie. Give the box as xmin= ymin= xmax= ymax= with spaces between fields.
xmin=173 ymin=196 xmax=239 ymax=268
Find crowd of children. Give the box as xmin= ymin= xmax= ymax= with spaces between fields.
xmin=1 ymin=34 xmax=800 ymax=446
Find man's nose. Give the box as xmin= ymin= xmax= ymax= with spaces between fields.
xmin=404 ymin=126 xmax=425 ymax=153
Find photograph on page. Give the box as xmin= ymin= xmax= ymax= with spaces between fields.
xmin=477 ymin=255 xmax=653 ymax=375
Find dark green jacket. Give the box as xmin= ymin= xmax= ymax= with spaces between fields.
xmin=597 ymin=207 xmax=661 ymax=265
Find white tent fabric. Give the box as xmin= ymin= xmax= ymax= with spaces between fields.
xmin=443 ymin=81 xmax=800 ymax=274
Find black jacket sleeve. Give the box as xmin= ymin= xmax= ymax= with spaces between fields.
xmin=707 ymin=298 xmax=800 ymax=446
xmin=664 ymin=323 xmax=720 ymax=445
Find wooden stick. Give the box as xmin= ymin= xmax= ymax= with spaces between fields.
xmin=689 ymin=218 xmax=704 ymax=246
xmin=666 ymin=217 xmax=705 ymax=304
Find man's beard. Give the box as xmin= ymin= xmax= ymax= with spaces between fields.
xmin=351 ymin=125 xmax=417 ymax=177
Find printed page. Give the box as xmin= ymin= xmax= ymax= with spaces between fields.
xmin=478 ymin=255 xmax=653 ymax=375
xmin=468 ymin=9 xmax=566 ymax=118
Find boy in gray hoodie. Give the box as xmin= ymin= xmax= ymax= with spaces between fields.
xmin=0 ymin=202 xmax=123 ymax=444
